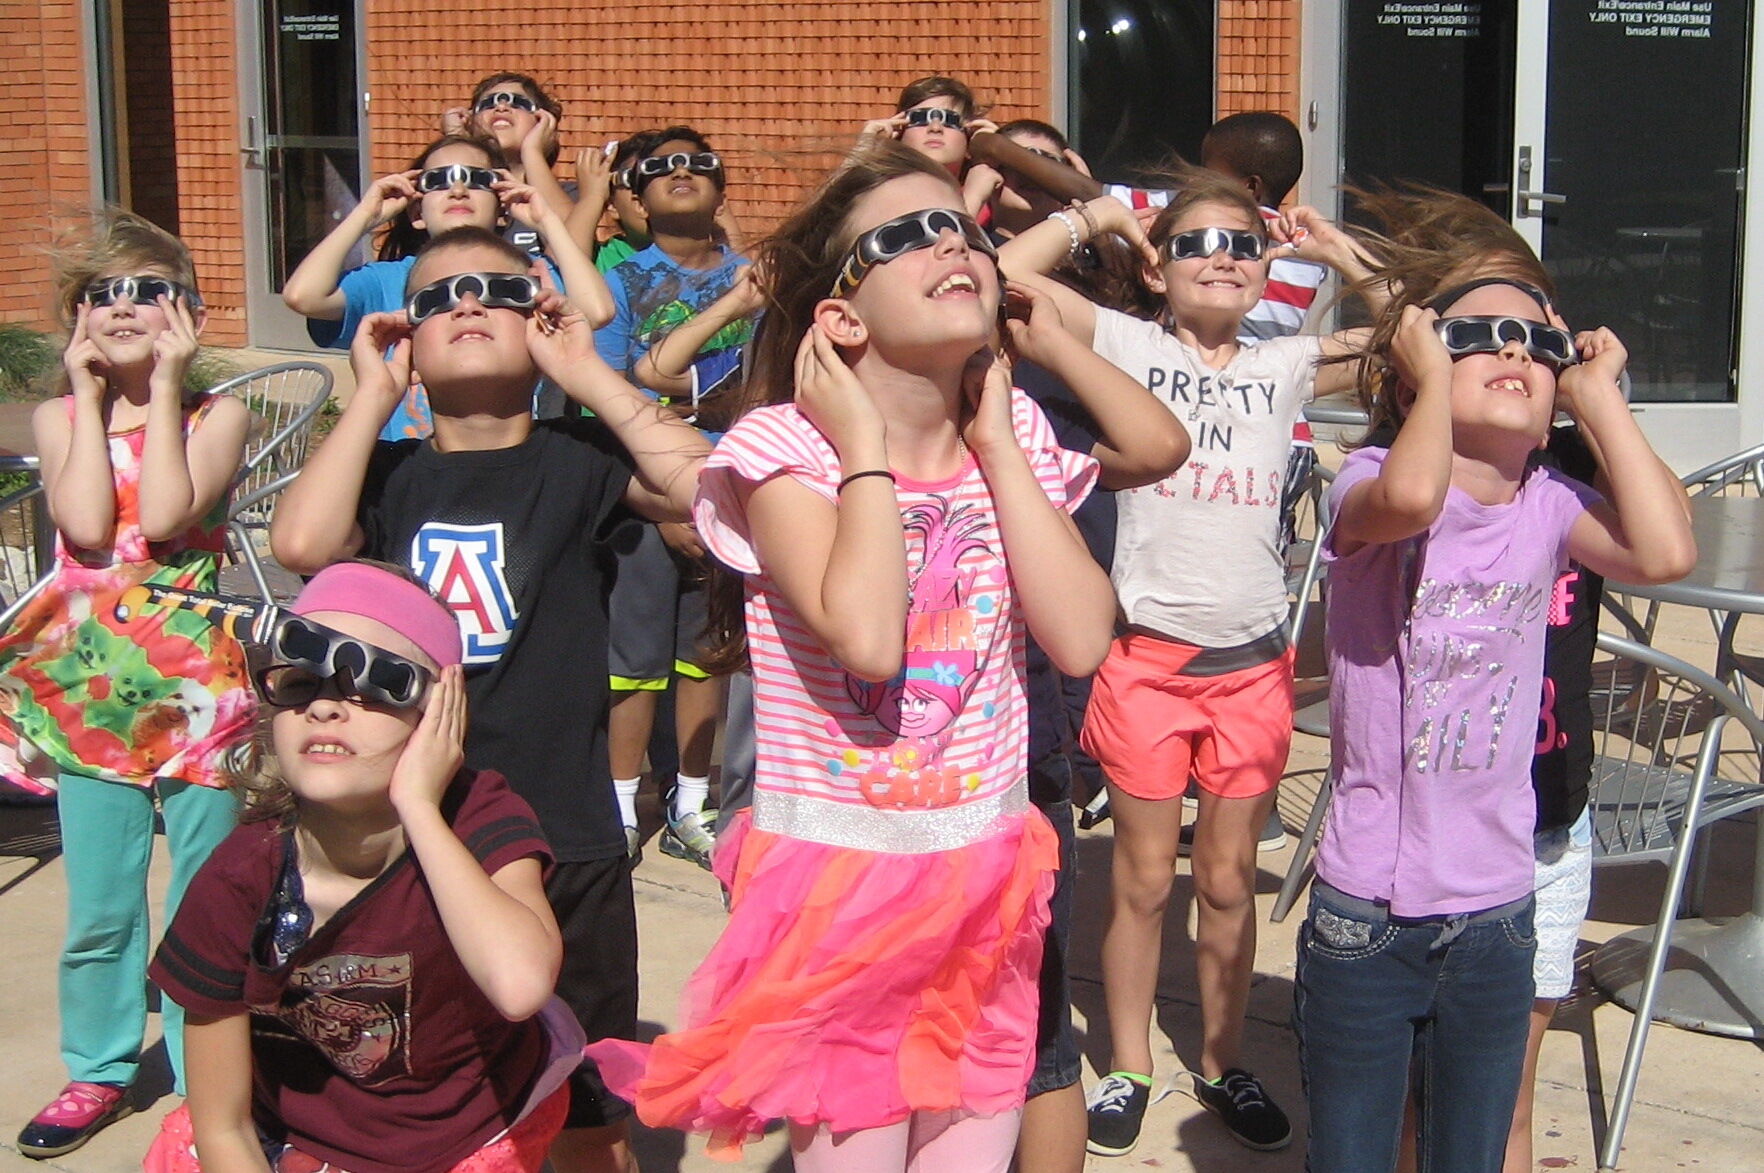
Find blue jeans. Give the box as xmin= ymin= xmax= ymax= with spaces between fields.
xmin=1294 ymin=882 xmax=1536 ymax=1173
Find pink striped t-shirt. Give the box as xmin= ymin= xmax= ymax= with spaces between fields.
xmin=695 ymin=391 xmax=1097 ymax=853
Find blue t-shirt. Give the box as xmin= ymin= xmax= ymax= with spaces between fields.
xmin=595 ymin=244 xmax=750 ymax=389
xmin=305 ymin=255 xmax=565 ymax=441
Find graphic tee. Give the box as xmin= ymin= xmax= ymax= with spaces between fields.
xmin=595 ymin=243 xmax=750 ymax=388
xmin=1318 ymin=447 xmax=1599 ymax=916
xmin=149 ymin=770 xmax=552 ymax=1173
xmin=694 ymin=393 xmax=1097 ymax=851
xmin=356 ymin=420 xmax=633 ymax=860
xmin=1091 ymin=307 xmax=1320 ymax=646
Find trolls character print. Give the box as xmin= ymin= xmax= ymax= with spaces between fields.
xmin=846 ymin=494 xmax=1002 ymax=810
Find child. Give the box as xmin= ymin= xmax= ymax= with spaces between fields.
xmin=1298 ymin=193 xmax=1694 ymax=1171
xmin=8 ymin=210 xmax=253 ymax=1158
xmin=270 ymin=226 xmax=710 ymax=1173
xmin=592 ymin=135 xmax=656 ymax=272
xmin=968 ymin=119 xmax=1093 ymax=240
xmin=282 ymin=135 xmax=610 ymax=438
xmin=145 ymin=562 xmax=572 ymax=1173
xmin=996 ymin=168 xmax=1373 ymax=1155
xmin=596 ymin=125 xmax=751 ymax=867
xmin=859 ymin=76 xmax=999 ymax=202
xmin=586 ymin=140 xmax=1123 ymax=1170
xmin=447 ymin=72 xmax=592 ymax=257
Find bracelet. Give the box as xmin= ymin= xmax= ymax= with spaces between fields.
xmin=1069 ymin=198 xmax=1100 ymax=240
xmin=1049 ymin=210 xmax=1083 ymax=260
xmin=838 ymin=469 xmax=896 ymax=492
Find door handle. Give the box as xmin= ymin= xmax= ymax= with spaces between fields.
xmin=241 ymin=115 xmax=265 ymax=168
xmin=1517 ymin=189 xmax=1566 ymax=217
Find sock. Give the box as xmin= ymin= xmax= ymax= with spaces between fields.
xmin=672 ymin=774 xmax=710 ymax=822
xmin=1108 ymin=1071 xmax=1154 ymax=1086
xmin=614 ymin=778 xmax=640 ymax=829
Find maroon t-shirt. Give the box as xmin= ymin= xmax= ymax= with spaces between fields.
xmin=150 ymin=769 xmax=554 ymax=1173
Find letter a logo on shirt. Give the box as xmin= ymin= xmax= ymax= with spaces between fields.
xmin=410 ymin=524 xmax=518 ymax=664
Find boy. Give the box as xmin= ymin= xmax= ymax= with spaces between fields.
xmin=271 ymin=226 xmax=710 ymax=1173
xmin=596 ymin=126 xmax=749 ymax=868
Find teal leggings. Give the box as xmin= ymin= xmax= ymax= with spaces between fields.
xmin=55 ymin=770 xmax=238 ymax=1092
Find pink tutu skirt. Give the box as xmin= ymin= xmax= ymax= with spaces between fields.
xmin=587 ymin=807 xmax=1057 ymax=1159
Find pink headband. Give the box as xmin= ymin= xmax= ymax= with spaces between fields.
xmin=292 ymin=563 xmax=463 ymax=669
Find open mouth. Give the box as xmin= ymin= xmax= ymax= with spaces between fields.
xmin=1488 ymin=375 xmax=1531 ymax=397
xmin=451 ymin=328 xmax=495 ymax=344
xmin=303 ymin=740 xmax=354 ymax=758
xmin=930 ymin=272 xmax=978 ymax=299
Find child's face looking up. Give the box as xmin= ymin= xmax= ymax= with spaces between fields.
xmin=1435 ymin=283 xmax=1559 ymax=443
xmin=835 ymin=172 xmax=1001 ymax=362
xmin=899 ymin=96 xmax=969 ymax=172
xmin=83 ymin=265 xmax=192 ymax=371
xmin=634 ymin=138 xmax=723 ymax=221
xmin=413 ymin=143 xmax=502 ymax=238
xmin=471 ymin=83 xmax=541 ymax=154
xmin=406 ymin=243 xmax=535 ymax=392
xmin=271 ymin=611 xmax=430 ymax=814
xmin=1155 ymin=201 xmax=1269 ymax=326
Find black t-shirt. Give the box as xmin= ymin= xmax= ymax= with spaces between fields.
xmin=358 ymin=419 xmax=634 ymax=860
xmin=1364 ymin=419 xmax=1601 ymax=833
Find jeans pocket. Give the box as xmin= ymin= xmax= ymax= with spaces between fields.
xmin=1305 ymin=901 xmax=1397 ymax=961
xmin=1501 ymin=909 xmax=1539 ymax=950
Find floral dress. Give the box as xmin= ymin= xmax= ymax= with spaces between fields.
xmin=0 ymin=394 xmax=254 ymax=793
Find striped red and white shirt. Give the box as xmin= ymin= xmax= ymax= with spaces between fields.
xmin=695 ymin=393 xmax=1097 ymax=852
xmin=1104 ymin=184 xmax=1329 ymax=343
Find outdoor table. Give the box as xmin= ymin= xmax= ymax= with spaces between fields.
xmin=1591 ymin=494 xmax=1764 ymax=1038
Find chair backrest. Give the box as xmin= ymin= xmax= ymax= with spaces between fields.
xmin=209 ymin=361 xmax=334 ymax=509
xmin=1286 ymin=462 xmax=1335 ymax=652
xmin=1680 ymin=441 xmax=1764 ymax=498
xmin=1589 ymin=632 xmax=1764 ymax=866
xmin=0 ymin=480 xmax=47 ymax=616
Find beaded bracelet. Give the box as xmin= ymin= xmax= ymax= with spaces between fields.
xmin=1049 ymin=210 xmax=1083 ymax=260
xmin=838 ymin=469 xmax=897 ymax=492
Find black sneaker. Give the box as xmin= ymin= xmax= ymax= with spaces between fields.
xmin=1085 ymin=1071 xmax=1152 ymax=1156
xmin=1177 ymin=812 xmax=1288 ymax=856
xmin=1192 ymin=1068 xmax=1292 ymax=1151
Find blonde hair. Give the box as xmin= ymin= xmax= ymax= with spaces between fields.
xmin=51 ymin=206 xmax=198 ymax=329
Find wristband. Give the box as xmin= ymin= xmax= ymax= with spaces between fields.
xmin=1049 ymin=210 xmax=1083 ymax=260
xmin=1069 ymin=198 xmax=1100 ymax=240
xmin=837 ymin=469 xmax=896 ymax=492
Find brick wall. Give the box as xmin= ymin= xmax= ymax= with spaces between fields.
xmin=166 ymin=1 xmax=246 ymax=347
xmin=1217 ymin=0 xmax=1303 ymax=123
xmin=0 ymin=2 xmax=92 ymax=329
xmin=362 ymin=1 xmax=1053 ymax=234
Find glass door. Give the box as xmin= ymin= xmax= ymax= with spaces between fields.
xmin=241 ymin=0 xmax=367 ymax=349
xmin=1338 ymin=0 xmax=1748 ymax=406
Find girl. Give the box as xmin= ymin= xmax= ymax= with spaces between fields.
xmin=146 ymin=561 xmax=572 ymax=1173
xmin=996 ymin=167 xmax=1373 ymax=1155
xmin=1299 ymin=192 xmax=1693 ymax=1171
xmin=450 ymin=72 xmax=591 ymax=253
xmin=281 ymin=134 xmax=610 ymax=439
xmin=857 ymin=75 xmax=999 ymax=215
xmin=587 ymin=140 xmax=1135 ymax=1171
xmin=9 ymin=210 xmax=253 ymax=1158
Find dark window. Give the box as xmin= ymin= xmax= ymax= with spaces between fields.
xmin=1070 ymin=0 xmax=1217 ymax=179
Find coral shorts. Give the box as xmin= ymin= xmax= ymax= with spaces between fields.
xmin=1080 ymin=632 xmax=1294 ymax=802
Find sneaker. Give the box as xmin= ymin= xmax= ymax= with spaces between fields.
xmin=1192 ymin=1068 xmax=1292 ymax=1151
xmin=1085 ymin=1071 xmax=1152 ymax=1156
xmin=17 ymin=1082 xmax=133 ymax=1158
xmin=623 ymin=823 xmax=643 ymax=863
xmin=660 ymin=808 xmax=717 ymax=871
xmin=1177 ymin=812 xmax=1288 ymax=856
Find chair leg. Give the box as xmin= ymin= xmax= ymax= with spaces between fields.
xmin=1271 ymin=769 xmax=1332 ymax=924
xmin=1599 ymin=723 xmax=1722 ymax=1172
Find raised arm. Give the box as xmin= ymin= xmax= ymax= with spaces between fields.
xmin=743 ymin=326 xmax=908 ymax=682
xmin=389 ymin=668 xmax=562 ymax=1020
xmin=967 ymin=131 xmax=1106 ymax=204
xmin=517 ymin=111 xmax=577 ymax=229
xmin=136 ymin=296 xmax=250 ymax=541
xmin=567 ymin=142 xmax=615 ymax=260
xmin=39 ymin=304 xmax=121 ymax=548
xmin=526 ymin=290 xmax=709 ymax=522
xmin=500 ymin=181 xmax=615 ymax=327
xmin=964 ymin=352 xmax=1114 ymax=676
xmin=1559 ymin=328 xmax=1696 ymax=583
xmin=997 ymin=196 xmax=1156 ymax=347
xmin=1005 ymin=280 xmax=1188 ymax=489
xmin=269 ymin=314 xmax=409 ymax=573
xmin=632 ymin=266 xmax=762 ymax=396
xmin=1330 ymin=306 xmax=1455 ymax=553
xmin=281 ymin=172 xmax=418 ymax=319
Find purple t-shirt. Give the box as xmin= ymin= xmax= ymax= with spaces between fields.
xmin=1317 ymin=447 xmax=1599 ymax=917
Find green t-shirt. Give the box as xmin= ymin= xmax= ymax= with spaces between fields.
xmin=594 ymin=235 xmax=640 ymax=273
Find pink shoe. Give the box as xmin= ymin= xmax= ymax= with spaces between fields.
xmin=17 ymin=1081 xmax=133 ymax=1158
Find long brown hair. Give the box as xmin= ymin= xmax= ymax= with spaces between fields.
xmin=701 ymin=142 xmax=967 ymax=672
xmin=1331 ymin=184 xmax=1553 ymax=442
